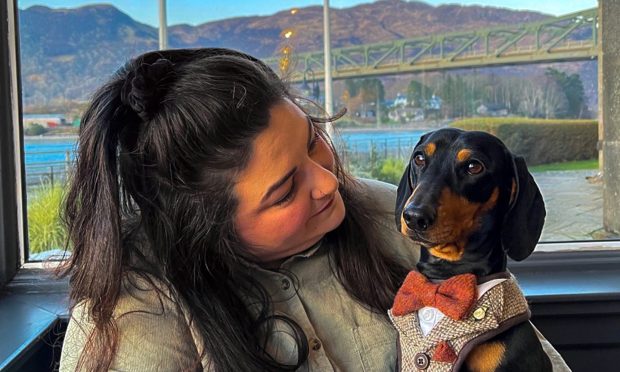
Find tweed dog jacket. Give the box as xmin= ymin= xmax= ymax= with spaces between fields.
xmin=388 ymin=271 xmax=530 ymax=372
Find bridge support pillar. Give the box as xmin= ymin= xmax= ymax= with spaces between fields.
xmin=599 ymin=0 xmax=620 ymax=234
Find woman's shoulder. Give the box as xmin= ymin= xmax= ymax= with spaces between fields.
xmin=354 ymin=178 xmax=419 ymax=268
xmin=355 ymin=177 xmax=398 ymax=212
xmin=69 ymin=272 xmax=182 ymax=321
xmin=59 ymin=272 xmax=205 ymax=371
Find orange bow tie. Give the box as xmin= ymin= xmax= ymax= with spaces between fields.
xmin=392 ymin=271 xmax=478 ymax=320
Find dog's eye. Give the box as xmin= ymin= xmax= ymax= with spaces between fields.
xmin=413 ymin=153 xmax=426 ymax=167
xmin=467 ymin=160 xmax=484 ymax=175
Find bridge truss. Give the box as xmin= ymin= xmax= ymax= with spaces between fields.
xmin=264 ymin=8 xmax=598 ymax=83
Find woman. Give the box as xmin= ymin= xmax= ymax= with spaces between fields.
xmin=59 ymin=48 xmax=568 ymax=371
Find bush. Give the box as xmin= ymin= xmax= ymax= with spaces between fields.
xmin=24 ymin=123 xmax=47 ymax=136
xmin=451 ymin=117 xmax=597 ymax=165
xmin=27 ymin=181 xmax=67 ymax=253
xmin=371 ymin=157 xmax=407 ymax=185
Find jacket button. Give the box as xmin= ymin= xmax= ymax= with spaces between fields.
xmin=414 ymin=352 xmax=430 ymax=369
xmin=473 ymin=307 xmax=487 ymax=320
xmin=310 ymin=338 xmax=322 ymax=351
xmin=420 ymin=308 xmax=435 ymax=322
xmin=281 ymin=278 xmax=291 ymax=290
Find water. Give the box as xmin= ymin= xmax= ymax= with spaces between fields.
xmin=24 ymin=138 xmax=77 ymax=186
xmin=335 ymin=129 xmax=425 ymax=153
xmin=24 ymin=138 xmax=77 ymax=164
xmin=23 ymin=129 xmax=427 ymax=185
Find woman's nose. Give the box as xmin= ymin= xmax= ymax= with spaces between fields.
xmin=310 ymin=163 xmax=339 ymax=200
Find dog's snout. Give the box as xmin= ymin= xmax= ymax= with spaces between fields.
xmin=403 ymin=205 xmax=435 ymax=231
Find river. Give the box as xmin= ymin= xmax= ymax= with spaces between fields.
xmin=23 ymin=129 xmax=428 ymax=185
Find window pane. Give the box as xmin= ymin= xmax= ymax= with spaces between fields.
xmin=19 ymin=1 xmax=159 ymax=260
xmin=321 ymin=0 xmax=611 ymax=245
xmin=18 ymin=0 xmax=616 ymax=261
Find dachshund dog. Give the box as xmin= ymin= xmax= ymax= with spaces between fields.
xmin=389 ymin=128 xmax=552 ymax=372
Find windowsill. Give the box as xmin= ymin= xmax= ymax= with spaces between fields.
xmin=0 ymin=249 xmax=619 ymax=370
xmin=0 ymin=267 xmax=69 ymax=370
xmin=510 ymin=249 xmax=620 ymax=303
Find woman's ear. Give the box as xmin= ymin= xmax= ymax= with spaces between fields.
xmin=501 ymin=156 xmax=546 ymax=261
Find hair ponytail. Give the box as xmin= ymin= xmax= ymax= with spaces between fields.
xmin=60 ymin=75 xmax=133 ymax=371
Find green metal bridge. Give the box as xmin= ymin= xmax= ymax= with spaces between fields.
xmin=265 ymin=8 xmax=597 ymax=83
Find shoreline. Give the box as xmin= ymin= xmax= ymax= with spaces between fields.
xmin=24 ymin=135 xmax=78 ymax=141
xmin=23 ymin=123 xmax=449 ymax=140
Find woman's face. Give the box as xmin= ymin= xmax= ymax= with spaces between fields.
xmin=234 ymin=99 xmax=346 ymax=263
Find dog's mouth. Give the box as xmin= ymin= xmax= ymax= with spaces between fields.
xmin=401 ymin=226 xmax=466 ymax=262
xmin=426 ymin=242 xmax=465 ymax=261
xmin=408 ymin=232 xmax=435 ymax=247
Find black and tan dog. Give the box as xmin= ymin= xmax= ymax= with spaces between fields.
xmin=389 ymin=128 xmax=552 ymax=371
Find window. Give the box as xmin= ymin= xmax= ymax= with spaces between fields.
xmin=11 ymin=0 xmax=619 ymax=265
xmin=2 ymin=4 xmax=619 ymax=370
xmin=17 ymin=0 xmax=159 ymax=261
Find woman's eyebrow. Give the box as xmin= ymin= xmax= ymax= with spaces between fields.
xmin=261 ymin=167 xmax=297 ymax=204
xmin=260 ymin=116 xmax=313 ymax=205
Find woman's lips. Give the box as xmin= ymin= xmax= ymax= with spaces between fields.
xmin=314 ymin=196 xmax=335 ymax=216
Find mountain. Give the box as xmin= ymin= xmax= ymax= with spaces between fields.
xmin=18 ymin=0 xmax=554 ymax=109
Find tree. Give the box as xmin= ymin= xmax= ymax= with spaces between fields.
xmin=544 ymin=68 xmax=587 ymax=118
xmin=344 ymin=78 xmax=385 ymax=103
xmin=516 ymin=76 xmax=567 ymax=119
xmin=344 ymin=79 xmax=360 ymax=97
xmin=359 ymin=78 xmax=385 ymax=103
xmin=543 ymin=78 xmax=569 ymax=119
xmin=406 ymin=80 xmax=433 ymax=107
xmin=440 ymin=74 xmax=470 ymax=118
xmin=24 ymin=123 xmax=47 ymax=136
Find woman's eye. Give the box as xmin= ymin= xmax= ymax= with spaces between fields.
xmin=467 ymin=160 xmax=484 ymax=175
xmin=413 ymin=153 xmax=426 ymax=167
xmin=274 ymin=182 xmax=296 ymax=206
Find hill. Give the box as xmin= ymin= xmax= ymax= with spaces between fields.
xmin=18 ymin=0 xmax=562 ymax=108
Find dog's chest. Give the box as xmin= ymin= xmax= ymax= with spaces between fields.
xmin=417 ymin=278 xmax=506 ymax=336
xmin=389 ymin=275 xmax=530 ymax=371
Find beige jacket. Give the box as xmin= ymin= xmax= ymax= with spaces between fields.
xmin=59 ymin=179 xmax=570 ymax=371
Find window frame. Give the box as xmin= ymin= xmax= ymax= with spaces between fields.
xmin=0 ymin=0 xmax=26 ymax=287
xmin=0 ymin=0 xmax=619 ymax=368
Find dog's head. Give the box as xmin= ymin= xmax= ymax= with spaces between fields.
xmin=395 ymin=128 xmax=545 ymax=277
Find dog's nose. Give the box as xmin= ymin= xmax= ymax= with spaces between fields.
xmin=403 ymin=206 xmax=435 ymax=231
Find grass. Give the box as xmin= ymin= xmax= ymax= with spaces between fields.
xmin=27 ymin=181 xmax=67 ymax=253
xmin=530 ymin=159 xmax=599 ymax=173
xmin=372 ymin=157 xmax=407 ymax=185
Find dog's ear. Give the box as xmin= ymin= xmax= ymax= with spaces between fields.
xmin=395 ymin=163 xmax=412 ymax=230
xmin=501 ymin=156 xmax=546 ymax=261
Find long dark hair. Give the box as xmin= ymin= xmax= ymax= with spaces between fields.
xmin=60 ymin=48 xmax=410 ymax=371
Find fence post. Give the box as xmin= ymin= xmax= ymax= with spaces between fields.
xmin=50 ymin=165 xmax=54 ymax=187
xmin=384 ymin=138 xmax=388 ymax=158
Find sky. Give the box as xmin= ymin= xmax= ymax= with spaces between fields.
xmin=17 ymin=0 xmax=597 ymax=27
